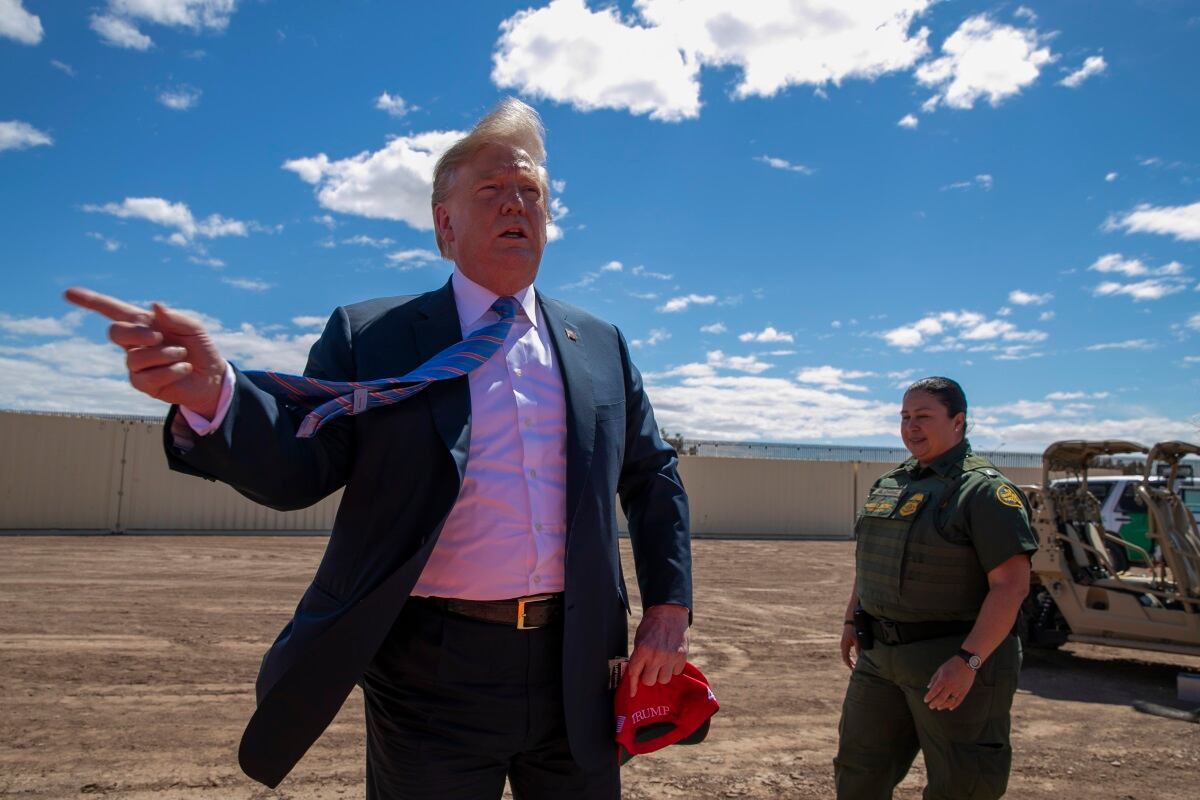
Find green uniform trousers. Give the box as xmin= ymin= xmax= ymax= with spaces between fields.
xmin=834 ymin=635 xmax=1021 ymax=800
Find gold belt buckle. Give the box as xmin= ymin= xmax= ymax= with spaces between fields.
xmin=516 ymin=594 xmax=554 ymax=630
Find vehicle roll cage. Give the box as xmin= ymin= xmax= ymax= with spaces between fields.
xmin=1033 ymin=439 xmax=1200 ymax=611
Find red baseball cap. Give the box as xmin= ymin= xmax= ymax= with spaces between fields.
xmin=614 ymin=662 xmax=718 ymax=763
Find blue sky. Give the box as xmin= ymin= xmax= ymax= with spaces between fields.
xmin=2 ymin=0 xmax=1198 ymax=450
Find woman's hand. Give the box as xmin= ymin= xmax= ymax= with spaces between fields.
xmin=840 ymin=622 xmax=859 ymax=669
xmin=923 ymin=656 xmax=977 ymax=711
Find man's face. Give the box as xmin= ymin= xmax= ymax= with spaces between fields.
xmin=434 ymin=142 xmax=548 ymax=296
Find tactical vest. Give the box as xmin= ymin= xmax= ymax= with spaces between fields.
xmin=855 ymin=454 xmax=997 ymax=623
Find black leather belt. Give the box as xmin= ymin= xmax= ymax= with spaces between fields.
xmin=412 ymin=593 xmax=564 ymax=630
xmin=869 ymin=618 xmax=973 ymax=646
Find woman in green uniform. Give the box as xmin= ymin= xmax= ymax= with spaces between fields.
xmin=834 ymin=377 xmax=1038 ymax=800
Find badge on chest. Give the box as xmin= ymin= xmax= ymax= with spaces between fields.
xmin=862 ymin=486 xmax=902 ymax=517
xmin=897 ymin=492 xmax=928 ymax=518
xmin=862 ymin=485 xmax=931 ymax=520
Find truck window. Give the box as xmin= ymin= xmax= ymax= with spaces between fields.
xmin=1182 ymin=487 xmax=1200 ymax=514
xmin=1086 ymin=481 xmax=1114 ymax=505
xmin=1116 ymin=483 xmax=1144 ymax=513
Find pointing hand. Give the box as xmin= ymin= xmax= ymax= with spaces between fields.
xmin=64 ymin=287 xmax=227 ymax=418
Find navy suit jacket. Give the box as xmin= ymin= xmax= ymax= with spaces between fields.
xmin=163 ymin=280 xmax=692 ymax=788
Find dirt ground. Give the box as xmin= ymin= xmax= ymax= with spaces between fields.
xmin=1 ymin=536 xmax=1198 ymax=800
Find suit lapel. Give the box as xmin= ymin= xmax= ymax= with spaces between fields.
xmin=412 ymin=279 xmax=471 ymax=481
xmin=539 ymin=294 xmax=595 ymax=536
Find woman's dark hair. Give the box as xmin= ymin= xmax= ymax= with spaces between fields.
xmin=905 ymin=376 xmax=968 ymax=431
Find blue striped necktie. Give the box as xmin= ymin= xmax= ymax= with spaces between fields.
xmin=248 ymin=296 xmax=520 ymax=438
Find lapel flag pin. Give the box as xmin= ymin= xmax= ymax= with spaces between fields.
xmin=565 ymin=328 xmax=578 ymax=342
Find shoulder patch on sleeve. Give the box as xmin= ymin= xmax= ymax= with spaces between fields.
xmin=995 ymin=483 xmax=1024 ymax=509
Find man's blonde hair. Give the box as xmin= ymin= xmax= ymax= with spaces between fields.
xmin=431 ymin=97 xmax=550 ymax=257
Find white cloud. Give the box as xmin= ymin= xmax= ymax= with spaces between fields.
xmin=915 ymin=14 xmax=1053 ymax=112
xmin=221 ymin=277 xmax=272 ymax=292
xmin=86 ymin=232 xmax=123 ymax=252
xmin=1093 ymin=279 xmax=1188 ymax=302
xmin=632 ymin=265 xmax=672 ymax=280
xmin=897 ymin=113 xmax=919 ymax=129
xmin=1046 ymin=391 xmax=1109 ymax=401
xmin=700 ymin=322 xmax=726 ymax=334
xmin=1039 ymin=310 xmax=1055 ymax=322
xmin=755 ymin=155 xmax=813 ymax=175
xmin=978 ymin=399 xmax=1056 ymax=420
xmin=1087 ymin=252 xmax=1183 ymax=277
xmin=882 ymin=310 xmax=1046 ymax=352
xmin=187 ymin=255 xmax=224 ymax=268
xmin=1187 ymin=313 xmax=1200 ymax=332
xmin=1105 ymin=201 xmax=1200 ymax=242
xmin=292 ymin=315 xmax=326 ymax=329
xmin=374 ymin=91 xmax=412 ymax=118
xmin=738 ymin=326 xmax=794 ymax=343
xmin=90 ymin=14 xmax=153 ymax=49
xmin=0 ymin=311 xmax=83 ymax=337
xmin=83 ymin=197 xmax=250 ymax=245
xmin=385 ymin=248 xmax=442 ymax=270
xmin=492 ymin=0 xmax=933 ymax=122
xmin=658 ymin=293 xmax=717 ymax=313
xmin=705 ymin=350 xmax=773 ymax=374
xmin=0 ymin=120 xmax=52 ymax=152
xmin=0 ymin=0 xmax=42 ymax=45
xmin=313 ymin=214 xmax=337 ymax=229
xmin=112 ymin=0 xmax=235 ymax=29
xmin=158 ymin=85 xmax=201 ymax=110
xmin=942 ymin=174 xmax=993 ymax=191
xmin=342 ymin=234 xmax=395 ymax=248
xmin=1085 ymin=339 xmax=1154 ymax=351
xmin=631 ymin=328 xmax=671 ymax=348
xmin=493 ymin=0 xmax=700 ymax=122
xmin=601 ymin=260 xmax=623 ymax=272
xmin=795 ymin=365 xmax=874 ymax=392
xmin=1008 ymin=289 xmax=1053 ymax=305
xmin=1013 ymin=6 xmax=1037 ymax=22
xmin=283 ymin=129 xmax=464 ymax=230
xmin=644 ymin=371 xmax=897 ymax=441
xmin=91 ymin=0 xmax=237 ymax=48
xmin=1059 ymin=55 xmax=1107 ymax=88
xmin=51 ymin=59 xmax=75 ymax=76
xmin=1105 ymin=171 xmax=1118 ymax=182
xmin=975 ymin=417 xmax=1198 ymax=449
xmin=1087 ymin=253 xmax=1190 ymax=301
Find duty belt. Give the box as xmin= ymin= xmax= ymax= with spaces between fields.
xmin=413 ymin=593 xmax=564 ymax=630
xmin=869 ymin=617 xmax=974 ymax=646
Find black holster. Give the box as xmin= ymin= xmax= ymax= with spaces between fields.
xmin=853 ymin=606 xmax=875 ymax=651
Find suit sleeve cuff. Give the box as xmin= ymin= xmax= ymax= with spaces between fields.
xmin=177 ymin=362 xmax=234 ymax=436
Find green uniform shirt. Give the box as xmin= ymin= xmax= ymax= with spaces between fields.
xmin=855 ymin=439 xmax=1039 ymax=623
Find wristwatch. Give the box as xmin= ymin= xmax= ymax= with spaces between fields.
xmin=957 ymin=648 xmax=982 ymax=671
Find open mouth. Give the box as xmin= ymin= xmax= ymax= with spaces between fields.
xmin=499 ymin=227 xmax=527 ymax=239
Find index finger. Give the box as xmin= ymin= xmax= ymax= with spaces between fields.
xmin=64 ymin=287 xmax=151 ymax=324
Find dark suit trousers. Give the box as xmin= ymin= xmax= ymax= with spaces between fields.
xmin=360 ymin=599 xmax=620 ymax=800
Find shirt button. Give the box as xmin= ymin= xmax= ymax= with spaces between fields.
xmin=533 ymin=575 xmax=542 ymax=584
xmin=513 ymin=367 xmax=523 ymax=377
xmin=523 ymin=417 xmax=532 ymax=427
xmin=529 ymin=468 xmax=536 ymax=478
xmin=535 ymin=523 xmax=543 ymax=531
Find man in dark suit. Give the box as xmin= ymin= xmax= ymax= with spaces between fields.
xmin=65 ymin=97 xmax=692 ymax=799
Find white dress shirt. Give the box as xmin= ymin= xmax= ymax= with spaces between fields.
xmin=412 ymin=269 xmax=568 ymax=599
xmin=181 ymin=268 xmax=569 ymax=600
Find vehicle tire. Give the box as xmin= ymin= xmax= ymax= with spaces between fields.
xmin=1019 ymin=587 xmax=1066 ymax=650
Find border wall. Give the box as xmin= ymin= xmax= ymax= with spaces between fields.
xmin=1 ymin=411 xmax=1052 ymax=538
